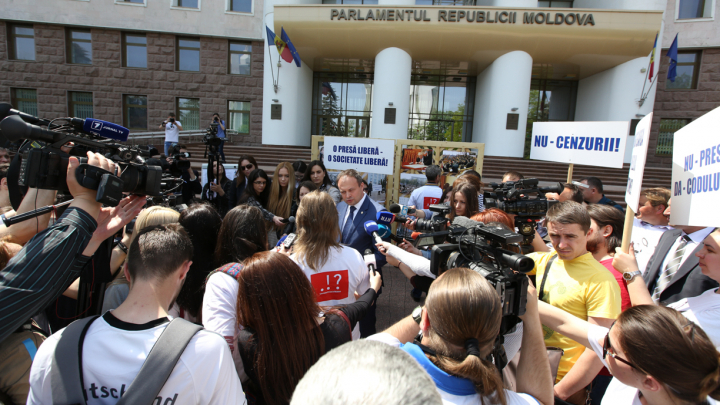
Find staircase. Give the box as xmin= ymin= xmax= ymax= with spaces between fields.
xmin=183 ymin=144 xmax=671 ymax=208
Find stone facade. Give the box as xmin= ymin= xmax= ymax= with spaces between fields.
xmin=647 ymin=48 xmax=720 ymax=167
xmin=0 ymin=21 xmax=264 ymax=145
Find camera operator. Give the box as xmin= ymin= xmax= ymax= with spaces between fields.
xmin=210 ymin=113 xmax=227 ymax=163
xmin=0 ymin=152 xmax=145 ymax=342
xmin=367 ymin=268 xmax=553 ymax=405
xmin=159 ymin=113 xmax=183 ymax=156
xmin=168 ymin=144 xmax=202 ymax=204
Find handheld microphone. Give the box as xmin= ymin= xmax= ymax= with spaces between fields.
xmin=364 ymin=248 xmax=377 ymax=275
xmin=280 ymin=216 xmax=295 ymax=224
xmin=389 ymin=203 xmax=416 ymax=216
xmin=0 ymin=103 xmax=51 ymax=126
xmin=377 ymin=224 xmax=404 ymax=243
xmin=376 ymin=211 xmax=395 ymax=226
xmin=363 ymin=221 xmax=383 ymax=244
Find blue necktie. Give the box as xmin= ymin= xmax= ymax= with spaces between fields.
xmin=341 ymin=206 xmax=356 ymax=244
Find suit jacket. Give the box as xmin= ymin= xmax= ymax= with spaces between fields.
xmin=643 ymin=228 xmax=718 ymax=305
xmin=337 ymin=195 xmax=388 ymax=269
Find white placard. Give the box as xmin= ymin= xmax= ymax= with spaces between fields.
xmin=670 ymin=106 xmax=720 ymax=227
xmin=624 ymin=113 xmax=653 ymax=212
xmin=201 ymin=164 xmax=238 ymax=190
xmin=323 ymin=136 xmax=395 ymax=176
xmin=530 ymin=121 xmax=630 ymax=168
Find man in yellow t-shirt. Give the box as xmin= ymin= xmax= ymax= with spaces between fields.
xmin=527 ymin=201 xmax=620 ymax=401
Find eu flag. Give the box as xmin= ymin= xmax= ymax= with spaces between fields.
xmin=281 ymin=27 xmax=302 ymax=68
xmin=667 ymin=33 xmax=679 ymax=82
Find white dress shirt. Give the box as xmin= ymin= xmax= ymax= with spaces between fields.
xmin=657 ymin=227 xmax=714 ymax=279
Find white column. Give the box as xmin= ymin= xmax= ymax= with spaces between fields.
xmin=370 ymin=47 xmax=412 ymax=140
xmin=261 ymin=0 xmax=318 ymax=146
xmin=471 ymin=51 xmax=532 ymax=157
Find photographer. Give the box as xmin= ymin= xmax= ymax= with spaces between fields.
xmin=168 ymin=144 xmax=202 ymax=204
xmin=159 ymin=113 xmax=183 ymax=156
xmin=0 ymin=152 xmax=144 ymax=343
xmin=367 ymin=268 xmax=553 ymax=405
xmin=211 ymin=113 xmax=227 ymax=163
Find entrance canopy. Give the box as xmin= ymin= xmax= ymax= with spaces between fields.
xmin=274 ymin=6 xmax=663 ymax=79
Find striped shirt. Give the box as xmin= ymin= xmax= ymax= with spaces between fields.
xmin=0 ymin=207 xmax=97 ymax=343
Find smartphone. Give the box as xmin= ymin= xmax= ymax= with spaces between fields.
xmin=283 ymin=233 xmax=297 ymax=249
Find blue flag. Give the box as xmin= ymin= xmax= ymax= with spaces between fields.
xmin=667 ymin=33 xmax=678 ymax=82
xmin=281 ymin=27 xmax=301 ymax=68
xmin=265 ymin=25 xmax=276 ymax=47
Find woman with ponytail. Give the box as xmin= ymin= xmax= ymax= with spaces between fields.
xmin=202 ymin=205 xmax=268 ymax=363
xmin=368 ymin=268 xmax=554 ymax=405
xmin=539 ymin=297 xmax=720 ymax=404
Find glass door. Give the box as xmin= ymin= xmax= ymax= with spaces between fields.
xmin=345 ymin=116 xmax=369 ymax=137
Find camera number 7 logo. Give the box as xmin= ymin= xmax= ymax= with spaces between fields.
xmin=310 ymin=270 xmax=349 ymax=302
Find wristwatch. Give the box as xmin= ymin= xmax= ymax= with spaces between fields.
xmin=622 ymin=270 xmax=642 ymax=282
xmin=412 ymin=306 xmax=423 ymax=325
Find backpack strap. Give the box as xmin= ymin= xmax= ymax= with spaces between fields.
xmin=205 ymin=262 xmax=243 ymax=284
xmin=538 ymin=254 xmax=558 ymax=303
xmin=116 ymin=318 xmax=202 ymax=405
xmin=50 ymin=315 xmax=100 ymax=405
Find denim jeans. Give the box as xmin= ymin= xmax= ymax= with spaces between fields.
xmin=164 ymin=141 xmax=177 ymax=156
xmin=218 ymin=138 xmax=226 ymax=162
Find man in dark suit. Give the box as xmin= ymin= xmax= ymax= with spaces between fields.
xmin=643 ymin=199 xmax=718 ymax=305
xmin=336 ymin=169 xmax=388 ymax=337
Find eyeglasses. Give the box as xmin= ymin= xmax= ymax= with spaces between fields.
xmin=253 ymin=181 xmax=266 ymax=186
xmin=244 ymin=164 xmax=254 ymax=170
xmin=603 ymin=322 xmax=638 ymax=370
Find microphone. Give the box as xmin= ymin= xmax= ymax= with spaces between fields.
xmin=389 ymin=203 xmax=416 ymax=216
xmin=0 ymin=103 xmax=51 ymax=126
xmin=377 ymin=224 xmax=404 ymax=243
xmin=364 ymin=248 xmax=377 ymax=275
xmin=73 ymin=118 xmax=130 ymax=142
xmin=1 ymin=115 xmax=63 ymax=143
xmin=280 ymin=216 xmax=295 ymax=224
xmin=363 ymin=220 xmax=383 ymax=244
xmin=376 ymin=211 xmax=395 ymax=226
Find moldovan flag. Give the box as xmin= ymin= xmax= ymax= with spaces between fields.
xmin=648 ymin=33 xmax=658 ymax=79
xmin=266 ymin=25 xmax=293 ymax=63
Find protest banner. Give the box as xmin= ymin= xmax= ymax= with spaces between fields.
xmin=323 ymin=136 xmax=396 ymax=176
xmin=620 ymin=113 xmax=653 ymax=252
xmin=670 ymin=106 xmax=720 ymax=227
xmin=530 ymin=122 xmax=630 ymax=182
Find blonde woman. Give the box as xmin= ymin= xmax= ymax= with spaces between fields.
xmin=101 ymin=206 xmax=180 ymax=313
xmin=267 ymin=162 xmax=295 ymax=241
xmin=288 ymin=190 xmax=369 ymax=340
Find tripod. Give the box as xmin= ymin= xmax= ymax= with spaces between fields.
xmin=204 ymin=140 xmax=223 ymax=213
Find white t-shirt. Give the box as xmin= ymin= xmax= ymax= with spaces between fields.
xmin=669 ymin=287 xmax=720 ymax=349
xmin=586 ymin=323 xmax=717 ymax=405
xmin=164 ymin=121 xmax=182 ymax=143
xmin=28 ymin=312 xmax=246 ymax=405
xmin=631 ymin=218 xmax=673 ymax=275
xmin=408 ymin=184 xmax=443 ymax=219
xmin=202 ymin=272 xmax=240 ymax=350
xmin=368 ymin=333 xmax=539 ymax=405
xmin=292 ymin=246 xmax=370 ymax=340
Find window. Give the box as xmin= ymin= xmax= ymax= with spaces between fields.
xmin=537 ymin=1 xmax=573 ymax=7
xmin=656 ymin=119 xmax=690 ymax=155
xmin=123 ymin=95 xmax=148 ymax=130
xmin=122 ymin=33 xmax=147 ymax=68
xmin=677 ymin=0 xmax=713 ymax=19
xmin=666 ymin=51 xmax=701 ymax=90
xmin=116 ymin=0 xmax=146 ymax=4
xmin=67 ymin=29 xmax=92 ymax=65
xmin=176 ymin=37 xmax=200 ymax=72
xmin=177 ymin=98 xmax=200 ymax=130
xmin=11 ymin=88 xmax=38 ymax=116
xmin=407 ymin=75 xmax=475 ymax=142
xmin=68 ymin=92 xmax=93 ymax=119
xmin=414 ymin=0 xmax=470 ymax=4
xmin=312 ymin=72 xmax=374 ymax=138
xmin=228 ymin=101 xmax=251 ymax=133
xmin=324 ymin=0 xmax=378 ymax=4
xmin=7 ymin=24 xmax=36 ymax=61
xmin=228 ymin=0 xmax=252 ymax=13
xmin=175 ymin=0 xmax=199 ymax=7
xmin=228 ymin=42 xmax=252 ymax=75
